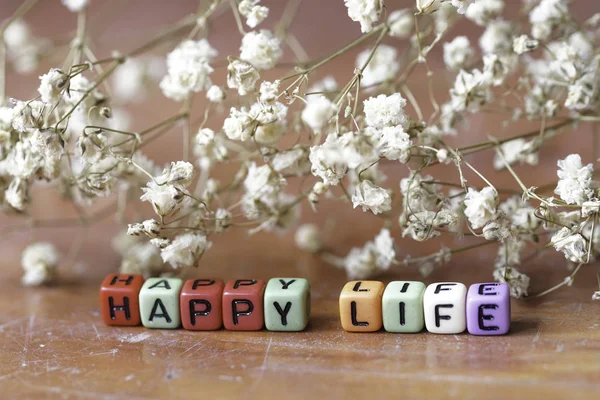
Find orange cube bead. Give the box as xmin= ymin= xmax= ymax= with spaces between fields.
xmin=99 ymin=274 xmax=144 ymax=326
xmin=339 ymin=281 xmax=384 ymax=332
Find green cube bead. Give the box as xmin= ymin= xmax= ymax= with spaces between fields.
xmin=264 ymin=278 xmax=310 ymax=331
xmin=139 ymin=278 xmax=183 ymax=329
xmin=382 ymin=281 xmax=425 ymax=333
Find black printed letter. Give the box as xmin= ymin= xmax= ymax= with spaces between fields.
xmin=351 ymin=301 xmax=369 ymax=326
xmin=149 ymin=299 xmax=172 ymax=323
xmin=434 ymin=304 xmax=453 ymax=327
xmin=108 ymin=296 xmax=131 ymax=320
xmin=434 ymin=283 xmax=456 ymax=294
xmin=149 ymin=280 xmax=171 ymax=290
xmin=478 ymin=304 xmax=499 ymax=331
xmin=279 ymin=279 xmax=296 ymax=289
xmin=273 ymin=301 xmax=292 ymax=325
xmin=188 ymin=299 xmax=211 ymax=326
xmin=233 ymin=280 xmax=256 ymax=289
xmin=192 ymin=279 xmax=215 ymax=290
xmin=232 ymin=299 xmax=254 ymax=325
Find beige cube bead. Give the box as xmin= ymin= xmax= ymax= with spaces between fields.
xmin=339 ymin=281 xmax=384 ymax=332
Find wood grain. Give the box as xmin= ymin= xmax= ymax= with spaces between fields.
xmin=0 ymin=231 xmax=599 ymax=400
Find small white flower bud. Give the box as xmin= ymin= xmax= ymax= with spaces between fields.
xmin=294 ymin=224 xmax=323 ymax=253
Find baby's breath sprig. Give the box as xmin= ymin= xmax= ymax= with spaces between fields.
xmin=3 ymin=0 xmax=600 ymax=301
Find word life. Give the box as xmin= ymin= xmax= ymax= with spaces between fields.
xmin=340 ymin=281 xmax=510 ymax=335
xmin=100 ymin=274 xmax=310 ymax=331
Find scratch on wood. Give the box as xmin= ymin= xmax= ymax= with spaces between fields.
xmin=178 ymin=337 xmax=207 ymax=358
xmin=243 ymin=335 xmax=273 ymax=398
xmin=119 ymin=332 xmax=151 ymax=344
xmin=91 ymin=324 xmax=100 ymax=340
xmin=532 ymin=323 xmax=543 ymax=344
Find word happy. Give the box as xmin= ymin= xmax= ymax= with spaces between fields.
xmin=100 ymin=274 xmax=510 ymax=335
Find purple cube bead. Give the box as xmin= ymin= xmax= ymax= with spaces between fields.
xmin=466 ymin=283 xmax=510 ymax=335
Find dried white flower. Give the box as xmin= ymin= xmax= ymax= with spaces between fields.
xmin=158 ymin=161 xmax=195 ymax=186
xmin=529 ymin=0 xmax=569 ymax=40
xmin=21 ymin=242 xmax=59 ymax=286
xmin=450 ymin=69 xmax=492 ymax=112
xmin=240 ymin=30 xmax=282 ymax=70
xmin=128 ymin=219 xmax=161 ymax=238
xmin=436 ymin=148 xmax=450 ymax=164
xmin=554 ymin=154 xmax=593 ymax=205
xmin=495 ymin=239 xmax=525 ymax=269
xmin=416 ymin=0 xmax=442 ymax=14
xmin=493 ymin=266 xmax=530 ymax=298
xmin=513 ymin=35 xmax=539 ymax=55
xmin=388 ymin=9 xmax=413 ymax=38
xmin=227 ymin=59 xmax=260 ymax=95
xmin=372 ymin=125 xmax=412 ymax=162
xmin=223 ymin=107 xmax=252 ymax=141
xmin=344 ymin=0 xmax=383 ymax=33
xmin=5 ymin=178 xmax=28 ymax=210
xmin=465 ymin=0 xmax=504 ymax=25
xmin=352 ymin=180 xmax=391 ymax=215
xmin=206 ymin=85 xmax=225 ymax=103
xmin=399 ymin=172 xmax=440 ymax=215
xmin=215 ymin=208 xmax=232 ymax=232
xmin=581 ymin=200 xmax=600 ymax=218
xmin=443 ymin=36 xmax=475 ymax=70
xmin=464 ymin=186 xmax=498 ymax=229
xmin=294 ymin=224 xmax=323 ymax=253
xmin=363 ymin=93 xmax=409 ymax=129
xmin=301 ymin=95 xmax=336 ymax=133
xmin=356 ymin=45 xmax=399 ymax=87
xmin=493 ymin=138 xmax=538 ymax=170
xmin=479 ymin=19 xmax=512 ymax=55
xmin=451 ymin=0 xmax=474 ymax=14
xmin=344 ymin=228 xmax=394 ymax=279
xmin=61 ymin=0 xmax=89 ymax=12
xmin=160 ymin=40 xmax=217 ymax=101
xmin=482 ymin=218 xmax=512 ymax=241
xmin=243 ymin=161 xmax=283 ymax=201
xmin=160 ymin=233 xmax=211 ymax=268
xmin=551 ymin=227 xmax=588 ymax=263
xmin=272 ymin=147 xmax=309 ymax=175
xmin=309 ymin=134 xmax=349 ymax=186
xmin=402 ymin=209 xmax=458 ymax=241
xmin=38 ymin=68 xmax=68 ymax=104
xmin=140 ymin=181 xmax=184 ymax=217
xmin=499 ymin=196 xmax=540 ymax=232
xmin=3 ymin=19 xmax=31 ymax=49
xmin=238 ymin=0 xmax=269 ymax=28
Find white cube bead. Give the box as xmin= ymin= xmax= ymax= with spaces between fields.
xmin=424 ymin=282 xmax=467 ymax=334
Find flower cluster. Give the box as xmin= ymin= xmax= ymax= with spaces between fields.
xmin=3 ymin=0 xmax=600 ymax=302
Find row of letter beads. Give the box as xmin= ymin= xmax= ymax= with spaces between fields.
xmin=99 ymin=274 xmax=311 ymax=331
xmin=339 ymin=281 xmax=510 ymax=335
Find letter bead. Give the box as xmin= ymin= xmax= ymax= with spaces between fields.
xmin=339 ymin=281 xmax=384 ymax=332
xmin=180 ymin=279 xmax=225 ymax=331
xmin=140 ymin=278 xmax=184 ymax=329
xmin=100 ymin=274 xmax=144 ymax=326
xmin=222 ymin=279 xmax=266 ymax=331
xmin=424 ymin=282 xmax=467 ymax=334
xmin=382 ymin=281 xmax=425 ymax=333
xmin=466 ymin=282 xmax=510 ymax=335
xmin=264 ymin=278 xmax=311 ymax=331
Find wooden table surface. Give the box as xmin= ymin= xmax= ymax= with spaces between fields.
xmin=1 ymin=227 xmax=599 ymax=400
